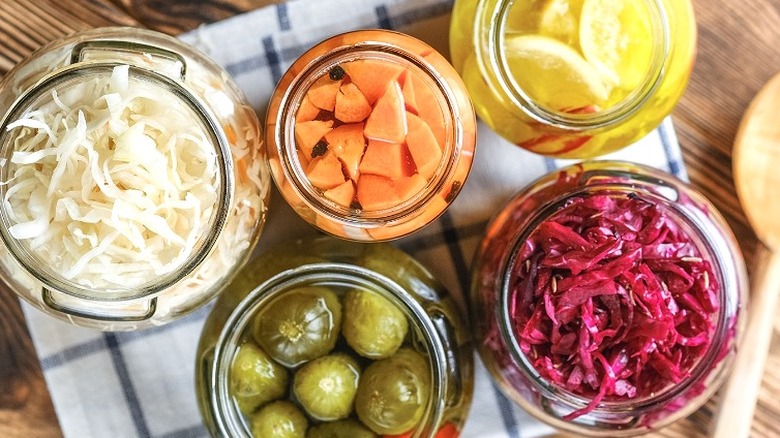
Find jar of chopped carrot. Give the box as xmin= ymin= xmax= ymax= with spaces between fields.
xmin=471 ymin=161 xmax=746 ymax=435
xmin=265 ymin=30 xmax=476 ymax=241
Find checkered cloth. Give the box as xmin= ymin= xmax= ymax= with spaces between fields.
xmin=20 ymin=0 xmax=688 ymax=437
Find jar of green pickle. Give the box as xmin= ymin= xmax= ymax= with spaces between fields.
xmin=449 ymin=0 xmax=696 ymax=158
xmin=195 ymin=237 xmax=473 ymax=437
xmin=471 ymin=161 xmax=746 ymax=435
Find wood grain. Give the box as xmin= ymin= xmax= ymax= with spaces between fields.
xmin=0 ymin=0 xmax=139 ymax=72
xmin=108 ymin=0 xmax=282 ymax=34
xmin=0 ymin=289 xmax=61 ymax=438
xmin=0 ymin=3 xmax=138 ymax=435
xmin=0 ymin=0 xmax=778 ymax=437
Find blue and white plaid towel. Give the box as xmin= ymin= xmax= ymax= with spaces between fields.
xmin=20 ymin=0 xmax=688 ymax=437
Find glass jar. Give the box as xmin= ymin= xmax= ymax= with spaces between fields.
xmin=471 ymin=161 xmax=746 ymax=436
xmin=196 ymin=237 xmax=473 ymax=437
xmin=449 ymin=0 xmax=696 ymax=158
xmin=265 ymin=30 xmax=476 ymax=241
xmin=0 ymin=27 xmax=271 ymax=330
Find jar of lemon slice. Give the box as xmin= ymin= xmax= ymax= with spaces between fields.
xmin=450 ymin=0 xmax=696 ymax=158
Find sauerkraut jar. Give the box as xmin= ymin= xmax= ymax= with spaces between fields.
xmin=471 ymin=162 xmax=746 ymax=435
xmin=195 ymin=237 xmax=473 ymax=437
xmin=0 ymin=28 xmax=271 ymax=330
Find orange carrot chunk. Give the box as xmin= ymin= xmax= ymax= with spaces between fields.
xmin=410 ymin=74 xmax=446 ymax=149
xmin=307 ymin=77 xmax=342 ymax=111
xmin=324 ymin=180 xmax=356 ymax=207
xmin=296 ymin=94 xmax=321 ymax=123
xmin=356 ymin=173 xmax=426 ymax=212
xmin=335 ymin=83 xmax=372 ymax=123
xmin=356 ymin=174 xmax=399 ymax=211
xmin=342 ymin=59 xmax=405 ymax=105
xmin=296 ymin=148 xmax=311 ymax=169
xmin=364 ymin=82 xmax=407 ymax=144
xmin=359 ymin=139 xmax=407 ymax=180
xmin=325 ymin=123 xmax=366 ymax=180
xmin=399 ymin=71 xmax=419 ymax=114
xmin=406 ymin=112 xmax=443 ymax=180
xmin=295 ymin=120 xmax=334 ymax=155
xmin=400 ymin=143 xmax=418 ymax=177
xmin=394 ymin=174 xmax=428 ymax=203
xmin=306 ymin=150 xmax=346 ymax=189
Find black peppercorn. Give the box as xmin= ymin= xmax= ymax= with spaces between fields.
xmin=329 ymin=65 xmax=346 ymax=81
xmin=311 ymin=140 xmax=329 ymax=158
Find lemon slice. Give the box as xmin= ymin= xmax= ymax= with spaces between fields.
xmin=539 ymin=0 xmax=584 ymax=46
xmin=505 ymin=34 xmax=608 ymax=111
xmin=579 ymin=0 xmax=653 ymax=89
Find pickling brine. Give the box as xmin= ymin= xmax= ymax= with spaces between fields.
xmin=449 ymin=0 xmax=696 ymax=158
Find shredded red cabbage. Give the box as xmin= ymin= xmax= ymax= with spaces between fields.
xmin=509 ymin=193 xmax=720 ymax=420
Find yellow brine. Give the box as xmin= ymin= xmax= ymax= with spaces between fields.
xmin=450 ymin=0 xmax=696 ymax=158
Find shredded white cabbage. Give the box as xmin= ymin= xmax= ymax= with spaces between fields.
xmin=2 ymin=64 xmax=267 ymax=298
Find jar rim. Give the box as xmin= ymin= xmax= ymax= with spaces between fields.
xmin=209 ymin=261 xmax=449 ymax=438
xmin=495 ymin=161 xmax=743 ymax=427
xmin=270 ymin=30 xmax=465 ymax=228
xmin=480 ymin=0 xmax=670 ymax=131
xmin=0 ymin=62 xmax=234 ymax=302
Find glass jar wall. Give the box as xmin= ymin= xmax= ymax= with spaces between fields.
xmin=196 ymin=237 xmax=473 ymax=437
xmin=449 ymin=0 xmax=696 ymax=158
xmin=0 ymin=27 xmax=271 ymax=330
xmin=470 ymin=161 xmax=746 ymax=436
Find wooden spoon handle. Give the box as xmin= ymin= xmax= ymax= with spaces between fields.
xmin=711 ymin=245 xmax=780 ymax=438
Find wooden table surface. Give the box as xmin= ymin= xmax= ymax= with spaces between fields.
xmin=0 ymin=0 xmax=777 ymax=437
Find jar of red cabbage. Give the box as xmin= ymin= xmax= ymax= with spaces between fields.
xmin=471 ymin=161 xmax=746 ymax=436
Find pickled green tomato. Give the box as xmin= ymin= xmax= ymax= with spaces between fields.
xmin=292 ymin=353 xmax=360 ymax=421
xmin=250 ymin=400 xmax=308 ymax=438
xmin=253 ymin=286 xmax=342 ymax=367
xmin=355 ymin=348 xmax=432 ymax=435
xmin=230 ymin=342 xmax=288 ymax=413
xmin=306 ymin=418 xmax=378 ymax=438
xmin=343 ymin=288 xmax=408 ymax=359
